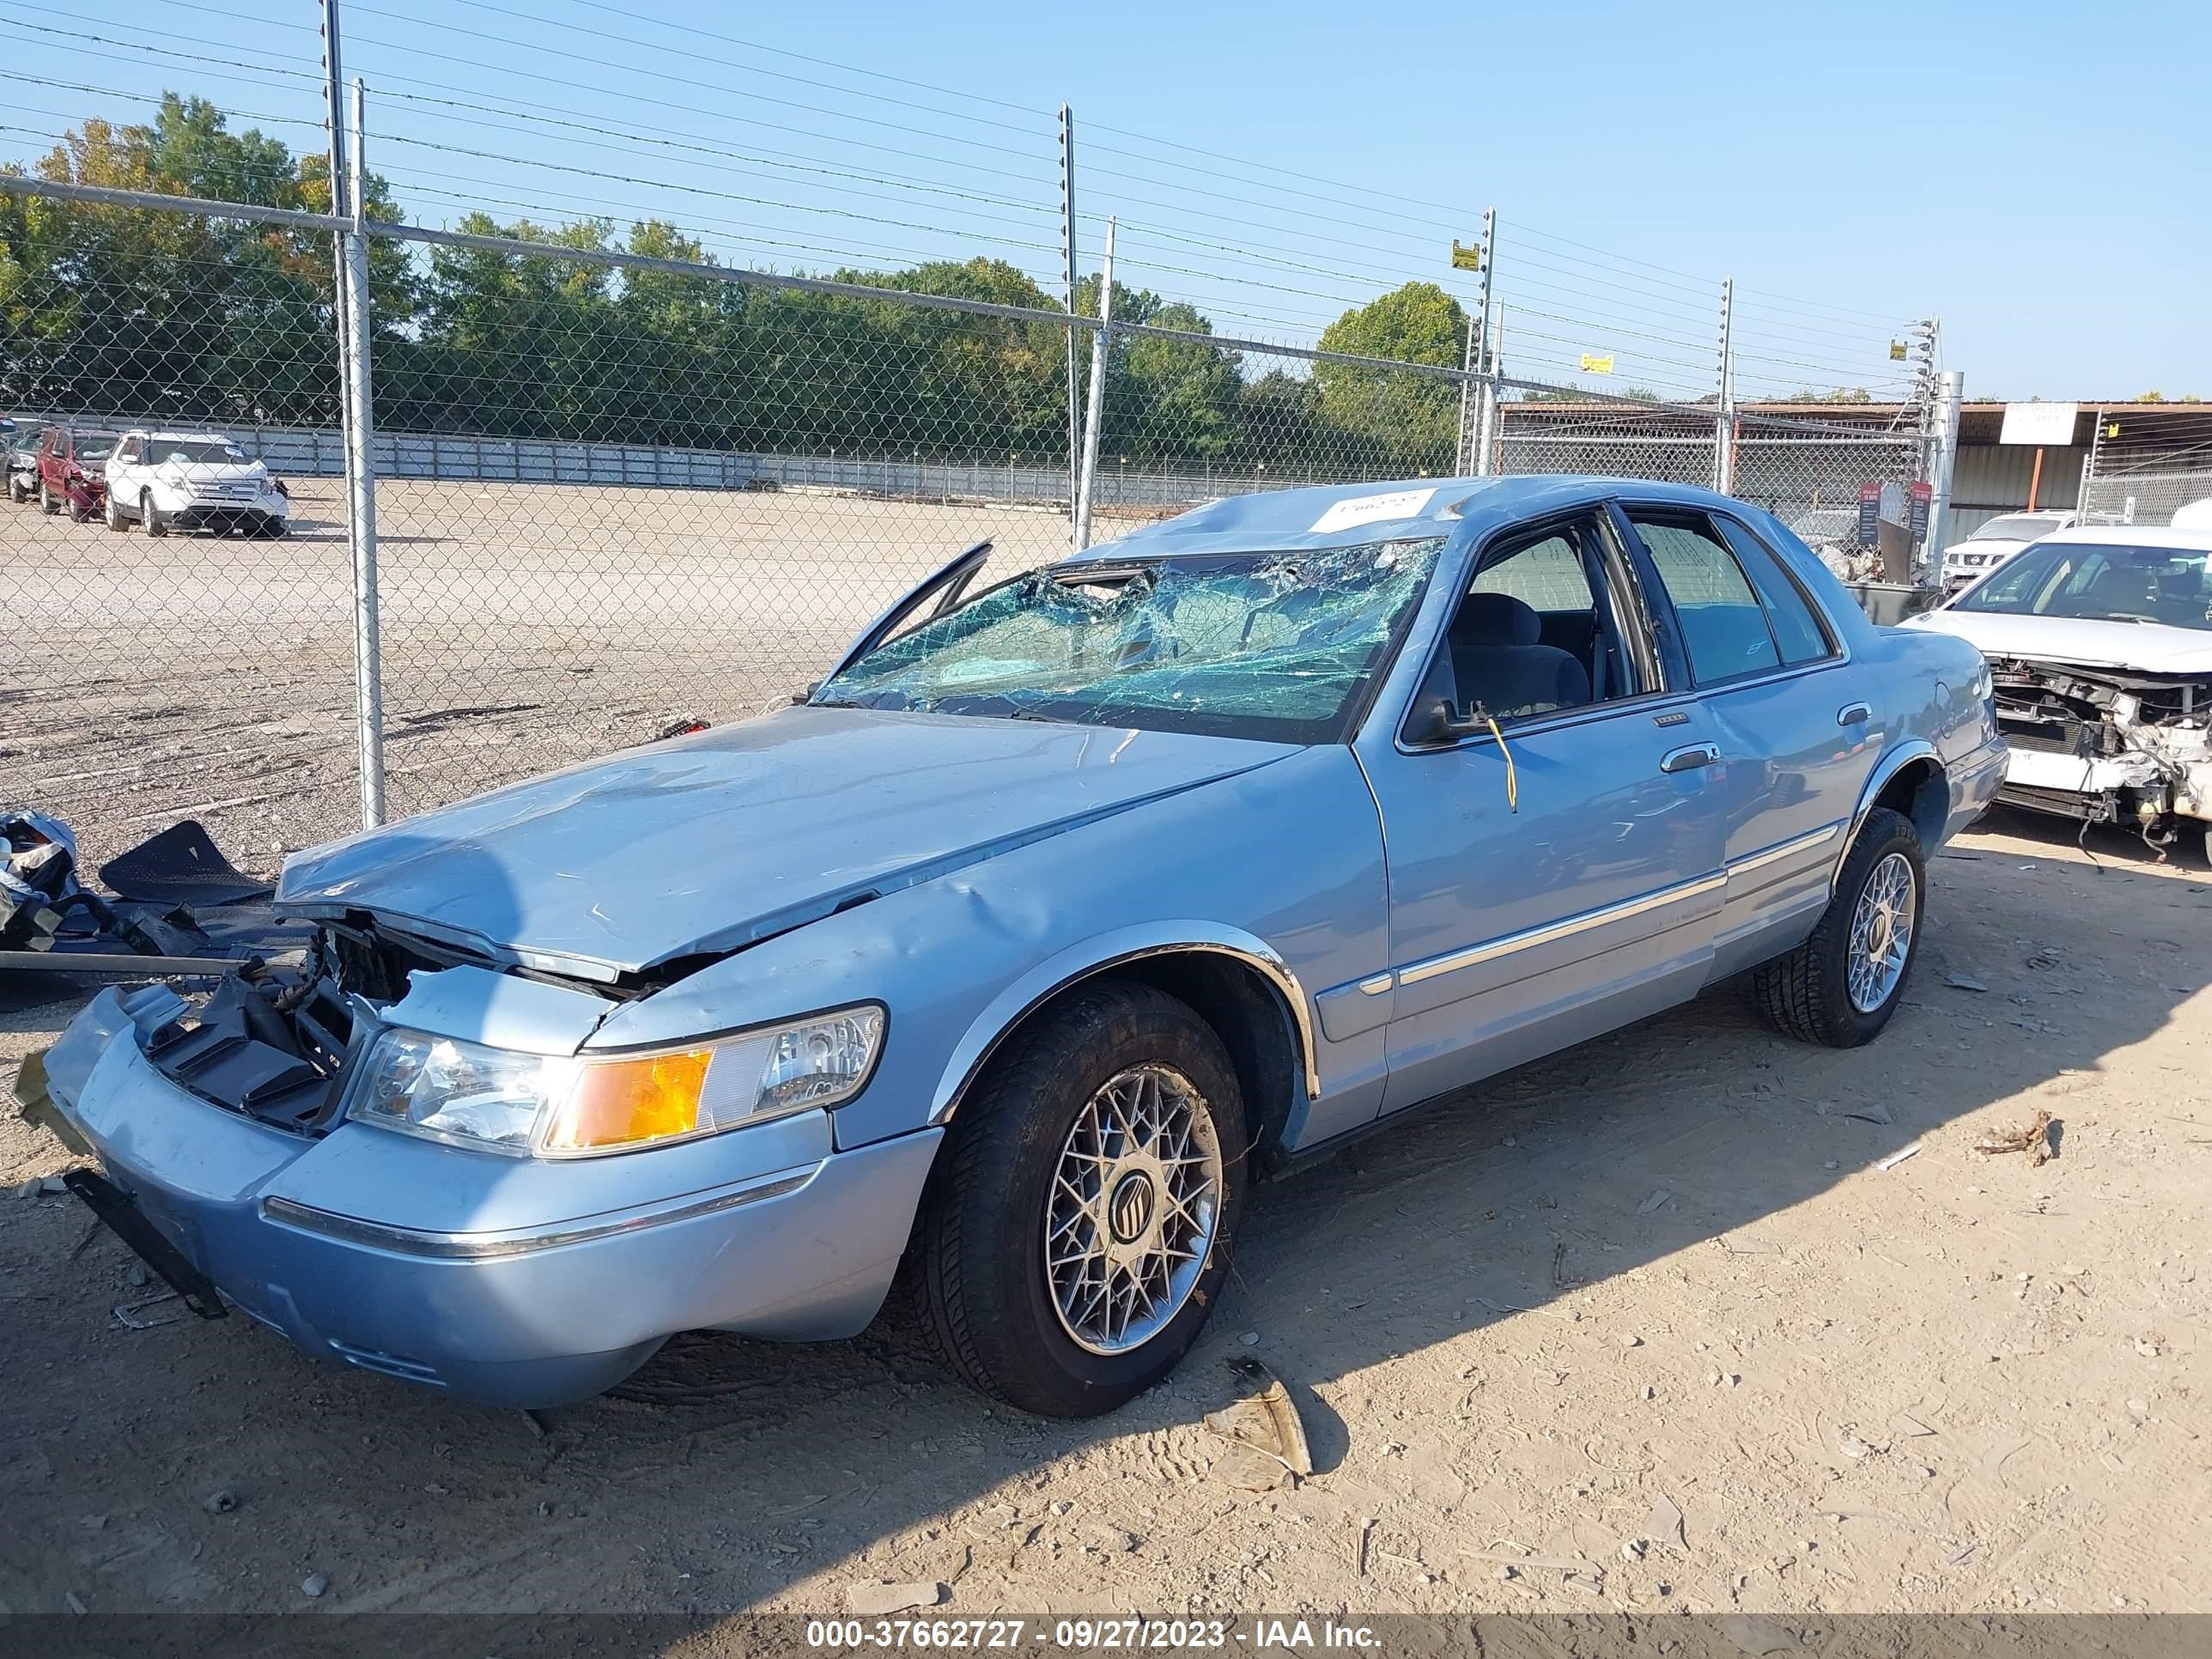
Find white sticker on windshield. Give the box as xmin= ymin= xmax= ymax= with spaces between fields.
xmin=1308 ymin=488 xmax=1436 ymax=535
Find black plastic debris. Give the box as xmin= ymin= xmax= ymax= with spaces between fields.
xmin=0 ymin=811 xmax=312 ymax=981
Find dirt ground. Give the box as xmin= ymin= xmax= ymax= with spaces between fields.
xmin=1 ymin=805 xmax=2207 ymax=1623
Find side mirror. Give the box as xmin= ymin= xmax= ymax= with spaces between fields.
xmin=790 ymin=681 xmax=820 ymax=706
xmin=1407 ymin=696 xmax=1486 ymax=746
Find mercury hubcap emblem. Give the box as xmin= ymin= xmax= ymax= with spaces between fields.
xmin=1108 ymin=1170 xmax=1156 ymax=1244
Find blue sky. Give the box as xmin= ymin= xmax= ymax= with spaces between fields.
xmin=4 ymin=0 xmax=2203 ymax=401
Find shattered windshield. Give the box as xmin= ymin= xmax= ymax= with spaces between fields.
xmin=1953 ymin=542 xmax=2212 ymax=631
xmin=816 ymin=538 xmax=1445 ymax=743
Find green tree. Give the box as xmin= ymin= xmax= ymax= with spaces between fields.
xmin=1314 ymin=283 xmax=1468 ymax=471
xmin=1107 ymin=301 xmax=1243 ymax=463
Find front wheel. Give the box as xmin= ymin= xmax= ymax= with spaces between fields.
xmin=104 ymin=490 xmax=128 ymax=532
xmin=7 ymin=472 xmax=26 ymax=504
xmin=39 ymin=479 xmax=58 ymax=515
xmin=916 ymin=981 xmax=1247 ymax=1418
xmin=1753 ymin=805 xmax=1926 ymax=1047
xmin=143 ymin=491 xmax=168 ymax=538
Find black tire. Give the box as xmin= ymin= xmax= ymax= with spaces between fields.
xmin=103 ymin=489 xmax=127 ymax=532
xmin=6 ymin=472 xmax=25 ymax=504
xmin=916 ymin=980 xmax=1248 ymax=1418
xmin=40 ymin=479 xmax=58 ymax=515
xmin=1753 ymin=805 xmax=1926 ymax=1048
xmin=143 ymin=491 xmax=167 ymax=538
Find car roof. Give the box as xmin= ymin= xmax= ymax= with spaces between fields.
xmin=140 ymin=429 xmax=239 ymax=441
xmin=1066 ymin=474 xmax=1741 ymax=562
xmin=2029 ymin=525 xmax=2212 ymax=551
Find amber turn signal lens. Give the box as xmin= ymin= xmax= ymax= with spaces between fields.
xmin=543 ymin=1050 xmax=713 ymax=1152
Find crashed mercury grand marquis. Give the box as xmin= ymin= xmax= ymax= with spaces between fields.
xmin=31 ymin=477 xmax=2004 ymax=1416
xmin=1905 ymin=525 xmax=2212 ymax=860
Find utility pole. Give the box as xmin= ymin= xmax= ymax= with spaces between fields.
xmin=343 ymin=76 xmax=383 ymax=827
xmin=1073 ymin=218 xmax=1115 ymax=549
xmin=1474 ymin=311 xmax=1504 ymax=477
xmin=1712 ymin=276 xmax=1735 ymax=494
xmin=1923 ymin=369 xmax=1965 ymax=571
xmin=1060 ymin=106 xmax=1080 ymax=544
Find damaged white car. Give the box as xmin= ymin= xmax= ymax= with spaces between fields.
xmin=1905 ymin=526 xmax=2212 ymax=859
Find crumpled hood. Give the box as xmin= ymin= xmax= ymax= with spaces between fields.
xmin=279 ymin=706 xmax=1296 ymax=979
xmin=1905 ymin=609 xmax=2212 ymax=674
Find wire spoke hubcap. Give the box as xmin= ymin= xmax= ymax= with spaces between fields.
xmin=1045 ymin=1064 xmax=1224 ymax=1356
xmin=1846 ymin=850 xmax=1917 ymax=1013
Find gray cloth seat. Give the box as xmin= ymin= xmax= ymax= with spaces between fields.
xmin=1447 ymin=592 xmax=1590 ymax=720
xmin=2074 ymin=566 xmax=2154 ymax=617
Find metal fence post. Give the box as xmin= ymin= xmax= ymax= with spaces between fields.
xmin=1454 ymin=209 xmax=1494 ymax=475
xmin=319 ymin=0 xmax=352 ymax=422
xmin=1712 ymin=276 xmax=1735 ymax=493
xmin=343 ymin=77 xmax=385 ymax=827
xmin=2081 ymin=404 xmax=2106 ymax=517
xmin=1923 ymin=370 xmax=1964 ymax=566
xmin=1073 ymin=218 xmax=1115 ymax=549
xmin=1060 ymin=105 xmax=1081 ymax=542
xmin=1474 ymin=311 xmax=1504 ymax=477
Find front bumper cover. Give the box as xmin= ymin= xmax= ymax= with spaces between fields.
xmin=37 ymin=988 xmax=940 ymax=1407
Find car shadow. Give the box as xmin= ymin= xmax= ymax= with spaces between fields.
xmin=9 ymin=830 xmax=2211 ymax=1613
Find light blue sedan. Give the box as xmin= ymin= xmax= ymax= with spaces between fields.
xmin=31 ymin=476 xmax=2005 ymax=1416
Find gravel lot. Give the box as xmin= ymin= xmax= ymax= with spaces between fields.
xmin=2 ymin=810 xmax=2208 ymax=1621
xmin=5 ymin=477 xmax=1075 ymax=866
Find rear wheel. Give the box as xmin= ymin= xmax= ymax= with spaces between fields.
xmin=1753 ymin=805 xmax=1925 ymax=1048
xmin=916 ymin=981 xmax=1247 ymax=1418
xmin=143 ymin=491 xmax=168 ymax=538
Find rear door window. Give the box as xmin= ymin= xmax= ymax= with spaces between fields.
xmin=1624 ymin=510 xmax=1782 ymax=684
xmin=1714 ymin=517 xmax=1837 ymax=665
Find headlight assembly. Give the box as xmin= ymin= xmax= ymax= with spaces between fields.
xmin=347 ymin=1006 xmax=884 ymax=1157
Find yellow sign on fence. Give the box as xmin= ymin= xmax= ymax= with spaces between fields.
xmin=1450 ymin=240 xmax=1484 ymax=271
xmin=1580 ymin=353 xmax=1615 ymax=374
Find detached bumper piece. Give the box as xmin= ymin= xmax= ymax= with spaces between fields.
xmin=61 ymin=1169 xmax=228 ymax=1320
xmin=0 ymin=814 xmax=311 ymax=977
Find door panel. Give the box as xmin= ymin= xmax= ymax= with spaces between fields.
xmin=1366 ymin=702 xmax=1728 ymax=1113
xmin=1697 ymin=672 xmax=1874 ymax=975
xmin=1615 ymin=505 xmax=1876 ymax=976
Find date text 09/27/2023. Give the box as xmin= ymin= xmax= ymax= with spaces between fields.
xmin=803 ymin=1618 xmax=1382 ymax=1651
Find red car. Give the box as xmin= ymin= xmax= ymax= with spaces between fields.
xmin=35 ymin=427 xmax=120 ymax=523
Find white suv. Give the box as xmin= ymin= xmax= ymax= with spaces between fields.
xmin=1940 ymin=509 xmax=2083 ymax=591
xmin=102 ymin=430 xmax=291 ymax=538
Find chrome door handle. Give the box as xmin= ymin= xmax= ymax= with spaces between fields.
xmin=1660 ymin=743 xmax=1720 ymax=774
xmin=1837 ymin=702 xmax=1872 ymax=726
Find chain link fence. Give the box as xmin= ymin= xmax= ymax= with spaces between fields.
xmin=2078 ymin=406 xmax=2212 ymax=528
xmin=3 ymin=185 xmax=1937 ymax=866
